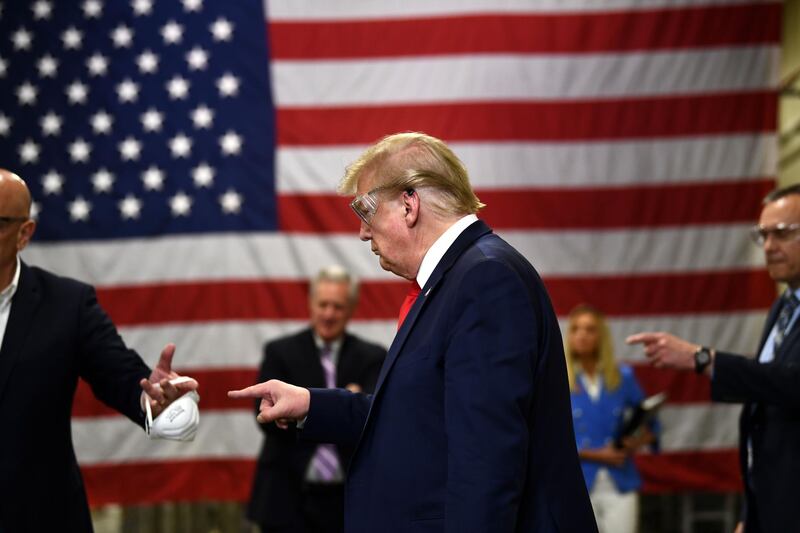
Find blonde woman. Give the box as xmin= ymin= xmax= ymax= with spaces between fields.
xmin=565 ymin=304 xmax=657 ymax=533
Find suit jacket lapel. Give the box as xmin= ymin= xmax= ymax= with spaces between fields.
xmin=297 ymin=328 xmax=325 ymax=387
xmin=336 ymin=334 xmax=358 ymax=387
xmin=370 ymin=220 xmax=493 ymax=401
xmin=757 ymin=297 xmax=782 ymax=355
xmin=0 ymin=263 xmax=43 ymax=403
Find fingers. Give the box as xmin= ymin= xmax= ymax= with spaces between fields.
xmin=228 ymin=382 xmax=272 ymax=399
xmin=625 ymin=332 xmax=659 ymax=345
xmin=157 ymin=343 xmax=177 ymax=372
xmin=140 ymin=377 xmax=165 ymax=404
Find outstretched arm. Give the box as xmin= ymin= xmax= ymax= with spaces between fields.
xmin=626 ymin=332 xmax=709 ymax=375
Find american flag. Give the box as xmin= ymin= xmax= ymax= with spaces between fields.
xmin=3 ymin=0 xmax=779 ymax=504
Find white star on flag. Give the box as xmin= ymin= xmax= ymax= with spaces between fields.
xmin=91 ymin=111 xmax=113 ymax=134
xmin=42 ymin=171 xmax=64 ymax=195
xmin=119 ymin=194 xmax=143 ymax=219
xmin=68 ymin=196 xmax=91 ymax=221
xmin=170 ymin=192 xmax=193 ymax=216
xmin=219 ymin=189 xmax=242 ymax=214
xmin=92 ymin=169 xmax=115 ymax=193
xmin=220 ymin=131 xmax=242 ymax=155
xmin=141 ymin=109 xmax=163 ymax=132
xmin=62 ymin=27 xmax=83 ymax=49
xmin=142 ymin=166 xmax=165 ymax=190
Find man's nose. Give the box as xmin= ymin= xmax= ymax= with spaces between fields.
xmin=359 ymin=222 xmax=371 ymax=241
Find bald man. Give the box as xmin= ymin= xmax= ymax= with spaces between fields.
xmin=0 ymin=169 xmax=197 ymax=532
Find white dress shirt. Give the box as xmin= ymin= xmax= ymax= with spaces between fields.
xmin=0 ymin=256 xmax=22 ymax=351
xmin=415 ymin=214 xmax=478 ymax=289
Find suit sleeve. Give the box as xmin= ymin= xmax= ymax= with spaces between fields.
xmin=711 ymin=351 xmax=800 ymax=408
xmin=301 ymin=388 xmax=371 ymax=446
xmin=77 ymin=284 xmax=151 ymax=427
xmin=443 ymin=260 xmax=537 ymax=533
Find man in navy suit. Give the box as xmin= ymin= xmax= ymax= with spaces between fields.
xmin=627 ymin=184 xmax=800 ymax=533
xmin=231 ymin=133 xmax=597 ymax=532
xmin=0 ymin=168 xmax=198 ymax=532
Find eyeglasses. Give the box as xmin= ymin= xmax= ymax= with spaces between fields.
xmin=349 ymin=188 xmax=383 ymax=226
xmin=349 ymin=186 xmax=416 ymax=226
xmin=0 ymin=216 xmax=28 ymax=228
xmin=749 ymin=223 xmax=800 ymax=245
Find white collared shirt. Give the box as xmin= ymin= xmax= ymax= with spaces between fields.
xmin=0 ymin=256 xmax=22 ymax=351
xmin=415 ymin=214 xmax=479 ymax=289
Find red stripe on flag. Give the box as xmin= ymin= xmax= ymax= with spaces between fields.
xmin=83 ymin=451 xmax=741 ymax=505
xmin=73 ymin=368 xmax=259 ymax=418
xmin=95 ymin=280 xmax=408 ymax=325
xmin=278 ymin=180 xmax=772 ymax=232
xmin=276 ymin=92 xmax=777 ymax=145
xmin=545 ymin=269 xmax=774 ymax=317
xmin=83 ymin=459 xmax=255 ymax=506
xmin=632 ymin=364 xmax=711 ymax=404
xmin=270 ymin=4 xmax=780 ymax=59
xmin=93 ymin=270 xmax=774 ymax=326
xmin=637 ymin=450 xmax=741 ymax=492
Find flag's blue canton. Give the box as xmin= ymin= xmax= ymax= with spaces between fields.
xmin=0 ymin=0 xmax=276 ymax=241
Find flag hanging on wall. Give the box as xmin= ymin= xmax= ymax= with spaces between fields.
xmin=0 ymin=0 xmax=780 ymax=503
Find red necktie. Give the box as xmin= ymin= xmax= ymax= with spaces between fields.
xmin=397 ymin=281 xmax=421 ymax=329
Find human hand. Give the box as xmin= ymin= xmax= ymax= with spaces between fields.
xmin=621 ymin=428 xmax=655 ymax=452
xmin=733 ymin=521 xmax=744 ymax=533
xmin=139 ymin=343 xmax=199 ymax=418
xmin=228 ymin=379 xmax=310 ymax=429
xmin=625 ymin=332 xmax=699 ymax=371
xmin=595 ymin=445 xmax=629 ymax=468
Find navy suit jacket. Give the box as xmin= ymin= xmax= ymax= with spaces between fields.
xmin=711 ymin=295 xmax=800 ymax=533
xmin=248 ymin=328 xmax=385 ymax=528
xmin=302 ymin=220 xmax=597 ymax=533
xmin=0 ymin=263 xmax=151 ymax=533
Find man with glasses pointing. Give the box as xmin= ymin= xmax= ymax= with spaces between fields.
xmin=231 ymin=132 xmax=597 ymax=533
xmin=628 ymin=184 xmax=800 ymax=533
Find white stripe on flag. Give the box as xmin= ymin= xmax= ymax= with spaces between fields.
xmin=273 ymin=48 xmax=779 ymax=106
xmin=265 ymin=0 xmax=777 ymax=20
xmin=23 ymin=224 xmax=764 ymax=286
xmin=276 ymin=135 xmax=777 ymax=192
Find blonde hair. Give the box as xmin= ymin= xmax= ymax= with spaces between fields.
xmin=564 ymin=304 xmax=622 ymax=393
xmin=338 ymin=132 xmax=485 ymax=217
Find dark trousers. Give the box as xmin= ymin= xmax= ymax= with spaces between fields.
xmin=259 ymin=483 xmax=344 ymax=533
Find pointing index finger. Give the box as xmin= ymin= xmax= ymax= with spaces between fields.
xmin=228 ymin=383 xmax=270 ymax=399
xmin=625 ymin=332 xmax=657 ymax=345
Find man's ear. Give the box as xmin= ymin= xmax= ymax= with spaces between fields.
xmin=402 ymin=189 xmax=419 ymax=227
xmin=16 ymin=219 xmax=36 ymax=252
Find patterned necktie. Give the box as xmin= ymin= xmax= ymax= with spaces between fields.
xmin=773 ymin=291 xmax=799 ymax=354
xmin=309 ymin=345 xmax=341 ymax=481
xmin=397 ymin=280 xmax=421 ymax=329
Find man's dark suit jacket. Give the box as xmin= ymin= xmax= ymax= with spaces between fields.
xmin=247 ymin=328 xmax=386 ymax=530
xmin=0 ymin=263 xmax=151 ymax=532
xmin=712 ymin=295 xmax=800 ymax=533
xmin=302 ymin=220 xmax=597 ymax=533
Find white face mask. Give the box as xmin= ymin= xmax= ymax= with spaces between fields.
xmin=145 ymin=381 xmax=200 ymax=441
